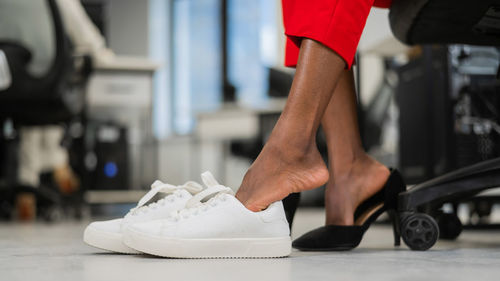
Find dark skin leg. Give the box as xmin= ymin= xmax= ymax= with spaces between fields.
xmin=321 ymin=69 xmax=390 ymax=225
xmin=236 ymin=38 xmax=390 ymax=222
xmin=236 ymin=38 xmax=344 ymax=212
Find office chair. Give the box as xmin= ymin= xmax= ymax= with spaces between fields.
xmin=0 ymin=0 xmax=91 ymax=124
xmin=389 ymin=0 xmax=500 ymax=250
xmin=0 ymin=0 xmax=91 ymax=220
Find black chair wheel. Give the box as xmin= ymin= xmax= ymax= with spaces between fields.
xmin=436 ymin=213 xmax=462 ymax=240
xmin=401 ymin=213 xmax=439 ymax=251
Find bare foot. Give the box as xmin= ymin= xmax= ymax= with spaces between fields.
xmin=236 ymin=141 xmax=329 ymax=212
xmin=325 ymin=155 xmax=390 ymax=225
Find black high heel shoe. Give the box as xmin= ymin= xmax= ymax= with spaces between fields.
xmin=283 ymin=192 xmax=301 ymax=230
xmin=292 ymin=168 xmax=406 ymax=251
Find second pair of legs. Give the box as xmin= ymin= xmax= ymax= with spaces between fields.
xmin=236 ymin=38 xmax=392 ymax=233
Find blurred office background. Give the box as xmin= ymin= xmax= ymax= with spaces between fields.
xmin=1 ymin=0 xmax=500 ymax=231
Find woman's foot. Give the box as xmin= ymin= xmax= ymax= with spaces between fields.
xmin=236 ymin=140 xmax=329 ymax=212
xmin=324 ymin=155 xmax=390 ymax=225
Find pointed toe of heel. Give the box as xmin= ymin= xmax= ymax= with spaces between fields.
xmin=292 ymin=225 xmax=364 ymax=251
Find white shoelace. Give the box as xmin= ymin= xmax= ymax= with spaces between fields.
xmin=171 ymin=171 xmax=234 ymax=221
xmin=128 ymin=180 xmax=203 ymax=216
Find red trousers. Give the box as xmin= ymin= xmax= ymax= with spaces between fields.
xmin=283 ymin=0 xmax=392 ymax=68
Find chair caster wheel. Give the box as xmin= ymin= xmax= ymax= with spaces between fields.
xmin=401 ymin=213 xmax=439 ymax=251
xmin=436 ymin=213 xmax=462 ymax=240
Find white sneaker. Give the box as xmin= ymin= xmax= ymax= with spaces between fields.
xmin=123 ymin=171 xmax=291 ymax=258
xmin=83 ymin=180 xmax=203 ymax=254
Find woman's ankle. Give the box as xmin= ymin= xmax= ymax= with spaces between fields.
xmin=266 ymin=133 xmax=318 ymax=163
xmin=269 ymin=115 xmax=319 ymax=151
xmin=329 ymin=153 xmax=385 ymax=183
xmin=324 ymin=154 xmax=390 ymax=224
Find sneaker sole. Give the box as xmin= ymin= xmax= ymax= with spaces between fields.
xmin=83 ymin=225 xmax=140 ymax=254
xmin=123 ymin=227 xmax=291 ymax=258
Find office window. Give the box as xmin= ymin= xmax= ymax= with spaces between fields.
xmin=149 ymin=0 xmax=171 ymax=138
xmin=172 ymin=0 xmax=222 ymax=134
xmin=227 ymin=0 xmax=279 ymax=106
xmin=159 ymin=0 xmax=280 ymax=136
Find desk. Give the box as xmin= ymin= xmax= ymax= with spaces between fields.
xmin=84 ymin=56 xmax=158 ymax=203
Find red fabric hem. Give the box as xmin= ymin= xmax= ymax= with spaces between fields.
xmin=282 ymin=0 xmax=375 ymax=70
xmin=284 ymin=32 xmax=354 ymax=69
xmin=373 ymin=0 xmax=392 ymax=8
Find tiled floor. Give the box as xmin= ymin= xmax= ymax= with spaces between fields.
xmin=1 ymin=208 xmax=500 ymax=281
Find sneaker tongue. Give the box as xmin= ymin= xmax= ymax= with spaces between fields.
xmin=182 ymin=181 xmax=204 ymax=194
xmin=201 ymin=171 xmax=220 ymax=188
xmin=181 ymin=171 xmax=234 ymax=208
xmin=137 ymin=180 xmax=202 ymax=208
xmin=185 ymin=185 xmax=233 ymax=208
xmin=136 ymin=181 xmax=177 ymax=207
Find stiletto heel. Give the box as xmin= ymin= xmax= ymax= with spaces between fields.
xmin=283 ymin=192 xmax=301 ymax=230
xmin=388 ymin=210 xmax=401 ymax=246
xmin=292 ymin=168 xmax=406 ymax=251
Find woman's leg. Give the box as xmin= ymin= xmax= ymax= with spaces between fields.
xmin=235 ymin=38 xmax=345 ymax=212
xmin=321 ymin=69 xmax=390 ymax=225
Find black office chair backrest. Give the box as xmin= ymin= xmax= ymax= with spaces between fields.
xmin=390 ymin=0 xmax=500 ymax=46
xmin=0 ymin=0 xmax=86 ymax=125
